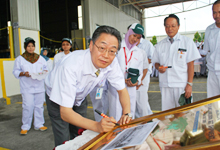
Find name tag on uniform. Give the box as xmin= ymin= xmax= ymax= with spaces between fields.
xmin=178 ymin=48 xmax=187 ymax=56
xmin=178 ymin=48 xmax=187 ymax=51
xmin=95 ymin=88 xmax=103 ymax=99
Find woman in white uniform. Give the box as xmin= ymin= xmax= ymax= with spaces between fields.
xmin=40 ymin=47 xmax=53 ymax=72
xmin=108 ymin=23 xmax=145 ymax=121
xmin=13 ymin=37 xmax=48 ymax=135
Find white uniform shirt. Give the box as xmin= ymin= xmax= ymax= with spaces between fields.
xmin=13 ymin=55 xmax=48 ymax=93
xmin=152 ymin=33 xmax=201 ymax=88
xmin=47 ymin=49 xmax=125 ymax=108
xmin=117 ymin=39 xmax=145 ymax=84
xmin=203 ymin=23 xmax=220 ymax=73
xmin=53 ymin=51 xmax=71 ymax=67
xmin=137 ymin=38 xmax=155 ymax=74
xmin=47 ymin=59 xmax=53 ymax=72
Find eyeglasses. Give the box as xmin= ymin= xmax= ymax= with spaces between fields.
xmin=165 ymin=25 xmax=179 ymax=29
xmin=94 ymin=43 xmax=118 ymax=56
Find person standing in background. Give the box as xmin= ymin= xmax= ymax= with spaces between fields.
xmin=13 ymin=37 xmax=48 ymax=135
xmin=152 ymin=14 xmax=201 ymax=111
xmin=204 ymin=0 xmax=220 ymax=98
xmin=40 ymin=47 xmax=53 ymax=72
xmin=108 ymin=23 xmax=147 ymax=121
xmin=53 ymin=38 xmax=72 ymax=67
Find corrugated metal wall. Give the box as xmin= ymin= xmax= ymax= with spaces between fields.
xmin=17 ymin=0 xmax=40 ymax=30
xmin=87 ymin=0 xmax=140 ymax=38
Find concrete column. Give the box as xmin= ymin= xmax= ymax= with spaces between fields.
xmin=10 ymin=0 xmax=40 ymax=57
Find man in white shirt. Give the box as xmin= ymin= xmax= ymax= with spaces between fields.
xmin=136 ymin=37 xmax=155 ymax=117
xmin=45 ymin=26 xmax=132 ymax=147
xmin=204 ymin=0 xmax=220 ymax=98
xmin=152 ymin=14 xmax=201 ymax=111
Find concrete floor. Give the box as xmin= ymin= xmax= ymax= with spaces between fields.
xmin=0 ymin=77 xmax=208 ymax=150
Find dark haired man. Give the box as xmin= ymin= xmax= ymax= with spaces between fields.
xmin=204 ymin=0 xmax=220 ymax=98
xmin=45 ymin=26 xmax=131 ymax=146
xmin=152 ymin=14 xmax=201 ymax=111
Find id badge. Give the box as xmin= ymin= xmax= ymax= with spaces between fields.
xmin=95 ymin=88 xmax=103 ymax=99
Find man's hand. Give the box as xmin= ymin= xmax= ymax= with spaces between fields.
xmin=136 ymin=82 xmax=143 ymax=90
xmin=125 ymin=78 xmax=138 ymax=87
xmin=118 ymin=114 xmax=132 ymax=125
xmin=158 ymin=65 xmax=167 ymax=73
xmin=97 ymin=117 xmax=117 ymax=133
xmin=184 ymin=84 xmax=192 ymax=98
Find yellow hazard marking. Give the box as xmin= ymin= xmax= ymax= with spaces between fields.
xmin=0 ymin=147 xmax=10 ymax=150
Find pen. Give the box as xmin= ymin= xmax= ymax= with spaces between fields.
xmin=95 ymin=109 xmax=120 ymax=126
xmin=159 ymin=66 xmax=172 ymax=69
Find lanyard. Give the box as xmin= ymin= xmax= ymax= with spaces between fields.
xmin=123 ymin=47 xmax=133 ymax=70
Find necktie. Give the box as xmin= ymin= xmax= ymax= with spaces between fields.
xmin=95 ymin=69 xmax=100 ymax=77
xmin=169 ymin=38 xmax=174 ymax=44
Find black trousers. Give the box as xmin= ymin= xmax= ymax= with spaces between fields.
xmin=45 ymin=94 xmax=87 ymax=147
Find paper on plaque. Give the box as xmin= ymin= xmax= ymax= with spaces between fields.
xmin=30 ymin=71 xmax=48 ymax=80
xmin=101 ymin=121 xmax=159 ymax=150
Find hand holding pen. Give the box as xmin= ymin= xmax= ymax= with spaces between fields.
xmin=95 ymin=109 xmax=119 ymax=126
xmin=158 ymin=65 xmax=172 ymax=73
xmin=94 ymin=109 xmax=119 ymax=133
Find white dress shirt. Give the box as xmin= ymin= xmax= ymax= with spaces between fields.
xmin=117 ymin=39 xmax=145 ymax=84
xmin=203 ymin=23 xmax=220 ymax=74
xmin=47 ymin=49 xmax=125 ymax=108
xmin=152 ymin=33 xmax=201 ymax=88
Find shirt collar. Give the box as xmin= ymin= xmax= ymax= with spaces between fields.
xmin=82 ymin=49 xmax=112 ymax=76
xmin=121 ymin=39 xmax=138 ymax=51
xmin=166 ymin=32 xmax=180 ymax=43
xmin=211 ymin=23 xmax=220 ymax=29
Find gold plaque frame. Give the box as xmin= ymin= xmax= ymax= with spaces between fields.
xmin=79 ymin=95 xmax=220 ymax=150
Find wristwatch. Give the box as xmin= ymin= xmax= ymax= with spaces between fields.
xmin=187 ymin=82 xmax=193 ymax=86
xmin=124 ymin=113 xmax=133 ymax=118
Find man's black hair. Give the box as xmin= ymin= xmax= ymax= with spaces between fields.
xmin=213 ymin=0 xmax=220 ymax=9
xmin=164 ymin=14 xmax=180 ymax=26
xmin=92 ymin=26 xmax=122 ymax=50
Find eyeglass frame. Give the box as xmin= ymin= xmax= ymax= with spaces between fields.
xmin=164 ymin=24 xmax=179 ymax=29
xmin=93 ymin=43 xmax=118 ymax=56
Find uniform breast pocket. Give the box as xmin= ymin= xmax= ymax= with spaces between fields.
xmin=176 ymin=50 xmax=187 ymax=65
xmin=129 ymin=57 xmax=141 ymax=69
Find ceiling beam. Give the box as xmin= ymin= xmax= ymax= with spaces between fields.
xmin=120 ymin=0 xmax=151 ymax=7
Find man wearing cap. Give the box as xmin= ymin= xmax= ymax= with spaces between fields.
xmin=204 ymin=0 xmax=220 ymax=98
xmin=152 ymin=14 xmax=201 ymax=111
xmin=108 ymin=23 xmax=148 ymax=121
xmin=136 ymin=33 xmax=155 ymax=118
xmin=45 ymin=26 xmax=132 ymax=147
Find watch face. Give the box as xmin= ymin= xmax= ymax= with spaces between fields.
xmin=125 ymin=113 xmax=132 ymax=118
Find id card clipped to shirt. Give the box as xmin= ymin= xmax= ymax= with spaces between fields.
xmin=96 ymin=88 xmax=103 ymax=99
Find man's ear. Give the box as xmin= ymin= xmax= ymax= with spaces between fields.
xmin=89 ymin=40 xmax=93 ymax=52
